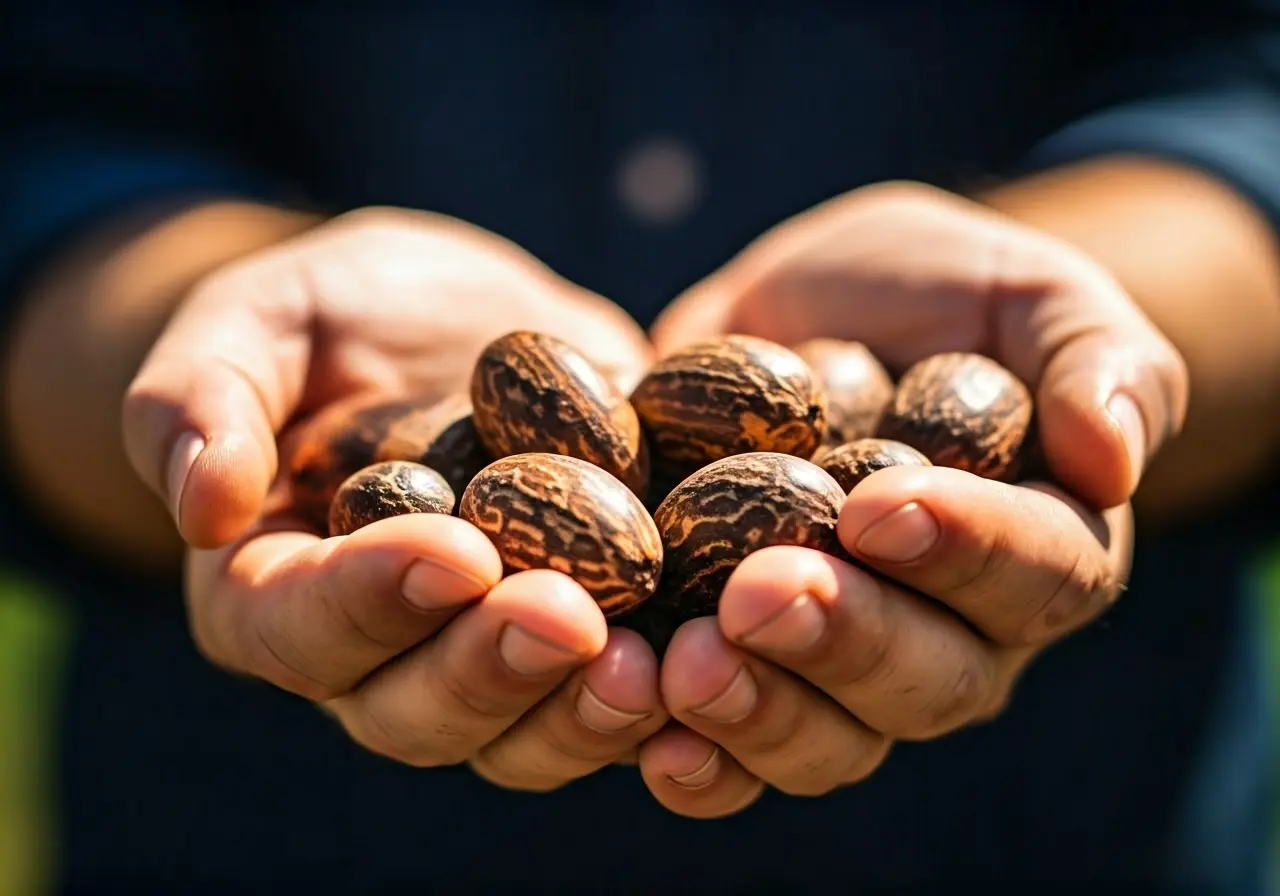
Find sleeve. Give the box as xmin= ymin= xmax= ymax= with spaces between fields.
xmin=0 ymin=4 xmax=297 ymax=601
xmin=1017 ymin=0 xmax=1280 ymax=236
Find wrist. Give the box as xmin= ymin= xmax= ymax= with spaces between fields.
xmin=2 ymin=198 xmax=323 ymax=574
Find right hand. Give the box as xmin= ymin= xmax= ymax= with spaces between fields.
xmin=122 ymin=207 xmax=669 ymax=789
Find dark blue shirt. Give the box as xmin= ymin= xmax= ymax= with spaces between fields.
xmin=2 ymin=2 xmax=1279 ymax=892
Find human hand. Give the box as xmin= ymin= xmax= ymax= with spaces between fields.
xmin=122 ymin=207 xmax=668 ymax=789
xmin=637 ymin=182 xmax=1187 ymax=817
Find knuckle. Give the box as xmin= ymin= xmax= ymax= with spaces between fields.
xmin=843 ymin=736 xmax=892 ymax=785
xmin=918 ymin=662 xmax=990 ymax=735
xmin=1021 ymin=555 xmax=1123 ymax=645
xmin=333 ymin=205 xmax=416 ymax=234
xmin=347 ymin=702 xmax=459 ymax=769
xmin=468 ymin=756 xmax=567 ymax=793
xmin=436 ymin=668 xmax=527 ymax=724
xmin=825 ymin=598 xmax=897 ymax=690
xmin=946 ymin=531 xmax=1011 ymax=607
xmin=251 ymin=623 xmax=343 ymax=702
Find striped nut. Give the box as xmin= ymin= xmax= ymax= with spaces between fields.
xmin=328 ymin=460 xmax=456 ymax=537
xmin=648 ymin=452 xmax=848 ymax=628
xmin=287 ymin=392 xmax=490 ymax=530
xmin=793 ymin=338 xmax=895 ymax=448
xmin=458 ymin=453 xmax=663 ymax=617
xmin=817 ymin=438 xmax=932 ymax=494
xmin=470 ymin=331 xmax=649 ymax=497
xmin=630 ymin=334 xmax=828 ymax=470
xmin=876 ymin=352 xmax=1032 ymax=481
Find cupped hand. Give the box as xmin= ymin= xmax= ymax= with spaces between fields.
xmin=122 ymin=207 xmax=666 ymax=788
xmin=638 ymin=182 xmax=1186 ymax=818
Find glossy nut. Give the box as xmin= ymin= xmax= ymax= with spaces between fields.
xmin=793 ymin=338 xmax=894 ymax=447
xmin=470 ymin=331 xmax=649 ymax=497
xmin=287 ymin=393 xmax=490 ymax=531
xmin=817 ymin=438 xmax=932 ymax=493
xmin=328 ymin=461 xmax=456 ymax=536
xmin=630 ymin=334 xmax=828 ymax=469
xmin=876 ymin=352 xmax=1032 ymax=481
xmin=648 ymin=452 xmax=848 ymax=628
xmin=458 ymin=453 xmax=662 ymax=617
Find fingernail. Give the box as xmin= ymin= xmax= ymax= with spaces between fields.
xmin=575 ymin=684 xmax=651 ymax=733
xmin=739 ymin=592 xmax=826 ymax=653
xmin=401 ymin=559 xmax=491 ymax=611
xmin=668 ymin=747 xmax=721 ymax=789
xmin=854 ymin=502 xmax=939 ymax=563
xmin=499 ymin=625 xmax=582 ymax=677
xmin=690 ymin=667 xmax=758 ymax=723
xmin=166 ymin=431 xmax=205 ymax=526
xmin=1107 ymin=392 xmax=1147 ymax=483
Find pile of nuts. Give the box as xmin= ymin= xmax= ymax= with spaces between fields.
xmin=286 ymin=331 xmax=1036 ymax=650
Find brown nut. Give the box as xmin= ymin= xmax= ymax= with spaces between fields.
xmin=287 ymin=393 xmax=490 ymax=530
xmin=648 ymin=452 xmax=848 ymax=629
xmin=470 ymin=331 xmax=649 ymax=497
xmin=817 ymin=438 xmax=932 ymax=494
xmin=328 ymin=460 xmax=456 ymax=537
xmin=630 ymin=334 xmax=828 ymax=470
xmin=876 ymin=352 xmax=1032 ymax=481
xmin=458 ymin=453 xmax=662 ymax=618
xmin=793 ymin=338 xmax=894 ymax=447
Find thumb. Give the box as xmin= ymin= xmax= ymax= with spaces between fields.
xmin=648 ymin=272 xmax=740 ymax=359
xmin=122 ymin=271 xmax=310 ymax=549
xmin=995 ymin=268 xmax=1188 ymax=509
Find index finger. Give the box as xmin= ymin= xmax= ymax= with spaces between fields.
xmin=186 ymin=512 xmax=503 ymax=701
xmin=123 ymin=257 xmax=314 ymax=549
xmin=835 ymin=464 xmax=1131 ymax=647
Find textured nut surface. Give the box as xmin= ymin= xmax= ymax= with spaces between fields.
xmin=288 ymin=393 xmax=489 ymax=529
xmin=630 ymin=334 xmax=828 ymax=468
xmin=470 ymin=331 xmax=648 ymax=496
xmin=876 ymin=353 xmax=1032 ymax=481
xmin=793 ymin=338 xmax=894 ymax=447
xmin=328 ymin=461 xmax=456 ymax=536
xmin=647 ymin=452 xmax=848 ymax=631
xmin=817 ymin=438 xmax=932 ymax=494
xmin=458 ymin=453 xmax=662 ymax=617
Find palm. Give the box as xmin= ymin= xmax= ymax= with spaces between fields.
xmin=258 ymin=210 xmax=653 ymax=418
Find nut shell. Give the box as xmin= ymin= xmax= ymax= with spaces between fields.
xmin=817 ymin=438 xmax=931 ymax=493
xmin=458 ymin=453 xmax=662 ymax=617
xmin=630 ymin=334 xmax=828 ymax=468
xmin=793 ymin=339 xmax=894 ymax=447
xmin=648 ymin=452 xmax=848 ymax=629
xmin=287 ymin=393 xmax=489 ymax=530
xmin=470 ymin=331 xmax=649 ymax=497
xmin=328 ymin=460 xmax=456 ymax=536
xmin=876 ymin=352 xmax=1032 ymax=481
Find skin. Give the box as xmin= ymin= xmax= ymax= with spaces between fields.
xmin=7 ymin=205 xmax=669 ymax=790
xmin=638 ymin=169 xmax=1279 ymax=818
xmin=1 ymin=160 xmax=1275 ymax=813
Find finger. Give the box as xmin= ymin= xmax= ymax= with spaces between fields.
xmin=327 ymin=569 xmax=608 ymax=768
xmin=638 ymin=725 xmax=765 ymax=820
xmin=185 ymin=512 xmax=503 ymax=700
xmin=659 ymin=187 xmax=1188 ymax=507
xmin=123 ymin=260 xmax=312 ymax=548
xmin=649 ymin=271 xmax=740 ymax=358
xmin=660 ymin=618 xmax=892 ymax=794
xmin=993 ymin=260 xmax=1188 ymax=506
xmin=469 ymin=627 xmax=668 ymax=791
xmin=718 ymin=545 xmax=1031 ymax=739
xmin=835 ymin=465 xmax=1130 ymax=647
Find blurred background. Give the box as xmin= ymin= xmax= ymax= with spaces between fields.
xmin=2 ymin=545 xmax=1278 ymax=894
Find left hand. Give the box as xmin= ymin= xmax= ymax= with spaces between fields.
xmin=636 ymin=181 xmax=1187 ymax=818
